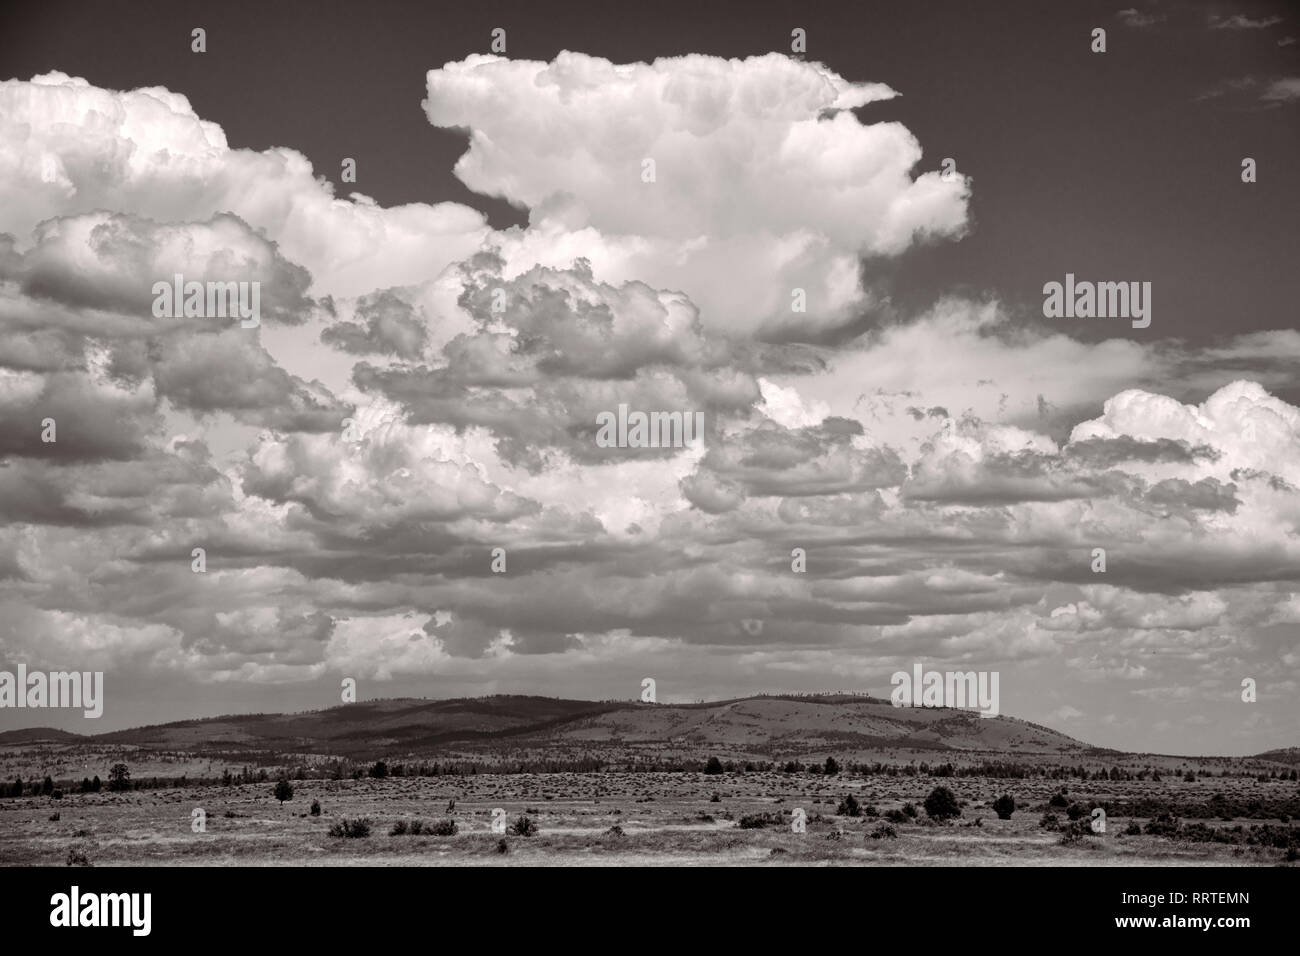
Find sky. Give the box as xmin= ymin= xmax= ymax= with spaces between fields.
xmin=0 ymin=0 xmax=1297 ymax=755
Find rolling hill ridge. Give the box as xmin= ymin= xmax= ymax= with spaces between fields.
xmin=0 ymin=693 xmax=1094 ymax=760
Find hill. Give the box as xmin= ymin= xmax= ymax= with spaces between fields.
xmin=0 ymin=693 xmax=1089 ymax=761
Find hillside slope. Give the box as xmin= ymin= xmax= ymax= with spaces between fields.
xmin=0 ymin=693 xmax=1089 ymax=759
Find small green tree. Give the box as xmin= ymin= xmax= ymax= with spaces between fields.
xmin=108 ymin=763 xmax=130 ymax=792
xmin=824 ymin=756 xmax=840 ymax=775
xmin=924 ymin=786 xmax=961 ymax=820
xmin=273 ymin=779 xmax=294 ymax=805
xmin=992 ymin=794 xmax=1015 ymax=820
xmin=510 ymin=815 xmax=538 ymax=836
xmin=369 ymin=761 xmax=388 ymax=779
xmin=703 ymin=757 xmax=724 ymax=775
xmin=836 ymin=794 xmax=861 ymax=817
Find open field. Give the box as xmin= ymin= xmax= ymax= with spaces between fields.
xmin=4 ymin=698 xmax=1295 ymax=865
xmin=4 ymin=770 xmax=1297 ymax=867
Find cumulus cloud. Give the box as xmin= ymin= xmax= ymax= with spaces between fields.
xmin=425 ymin=52 xmax=970 ymax=337
xmin=0 ymin=72 xmax=490 ymax=298
xmin=1 ymin=65 xmax=1297 ymax=755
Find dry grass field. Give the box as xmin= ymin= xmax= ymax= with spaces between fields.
xmin=3 ymin=768 xmax=1297 ymax=867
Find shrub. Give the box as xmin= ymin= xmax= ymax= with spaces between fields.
xmin=108 ymin=763 xmax=130 ymax=792
xmin=1124 ymin=821 xmax=1142 ymax=835
xmin=824 ymin=757 xmax=840 ymax=775
xmin=310 ymin=800 xmax=321 ymax=816
xmin=924 ymin=786 xmax=961 ymax=821
xmin=1144 ymin=813 xmax=1180 ymax=838
xmin=703 ymin=757 xmax=724 ymax=776
xmin=1059 ymin=820 xmax=1094 ymax=845
xmin=885 ymin=809 xmax=908 ymax=824
xmin=49 ymin=811 xmax=60 ymax=821
xmin=863 ymin=804 xmax=879 ymax=818
xmin=328 ymin=817 xmax=372 ymax=838
xmin=273 ymin=779 xmax=294 ymax=804
xmin=369 ymin=761 xmax=388 ymax=779
xmin=1039 ymin=812 xmax=1060 ymax=831
xmin=1066 ymin=802 xmax=1087 ymax=821
xmin=430 ymin=819 xmax=457 ymax=836
xmin=902 ymin=802 xmax=918 ymax=818
xmin=496 ymin=838 xmax=509 ymax=854
xmin=65 ymin=847 xmax=91 ymax=867
xmin=605 ymin=825 xmax=624 ymax=837
xmin=710 ymin=792 xmax=721 ymax=802
xmin=992 ymin=794 xmax=1015 ymax=820
xmin=509 ymin=815 xmax=538 ymax=836
xmin=869 ymin=823 xmax=897 ymax=840
xmin=1049 ymin=792 xmax=1069 ymax=808
xmin=389 ymin=820 xmax=408 ymax=836
xmin=737 ymin=812 xmax=782 ymax=829
xmin=836 ymin=794 xmax=861 ymax=817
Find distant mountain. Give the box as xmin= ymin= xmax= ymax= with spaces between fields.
xmin=1254 ymin=747 xmax=1300 ymax=766
xmin=0 ymin=693 xmax=1091 ymax=760
xmin=0 ymin=726 xmax=83 ymax=744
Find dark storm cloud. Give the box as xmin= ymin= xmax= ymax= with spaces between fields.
xmin=1143 ymin=476 xmax=1240 ymax=515
xmin=16 ymin=213 xmax=316 ymax=325
xmin=153 ymin=330 xmax=351 ymax=431
xmin=321 ymin=289 xmax=428 ymax=358
xmin=685 ymin=417 xmax=907 ymax=506
xmin=1066 ymin=436 xmax=1221 ymax=468
xmin=353 ymin=258 xmax=762 ymax=468
xmin=904 ymin=448 xmax=1134 ymax=506
xmin=0 ymin=370 xmax=156 ymax=462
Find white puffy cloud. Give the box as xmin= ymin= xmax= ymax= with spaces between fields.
xmin=0 ymin=72 xmax=490 ymax=298
xmin=1071 ymin=379 xmax=1300 ymax=485
xmin=425 ymin=52 xmax=970 ymax=337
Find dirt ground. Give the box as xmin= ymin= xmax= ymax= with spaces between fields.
xmin=3 ymin=771 xmax=1295 ymax=866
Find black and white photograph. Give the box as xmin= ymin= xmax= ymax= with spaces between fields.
xmin=0 ymin=0 xmax=1296 ymax=929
